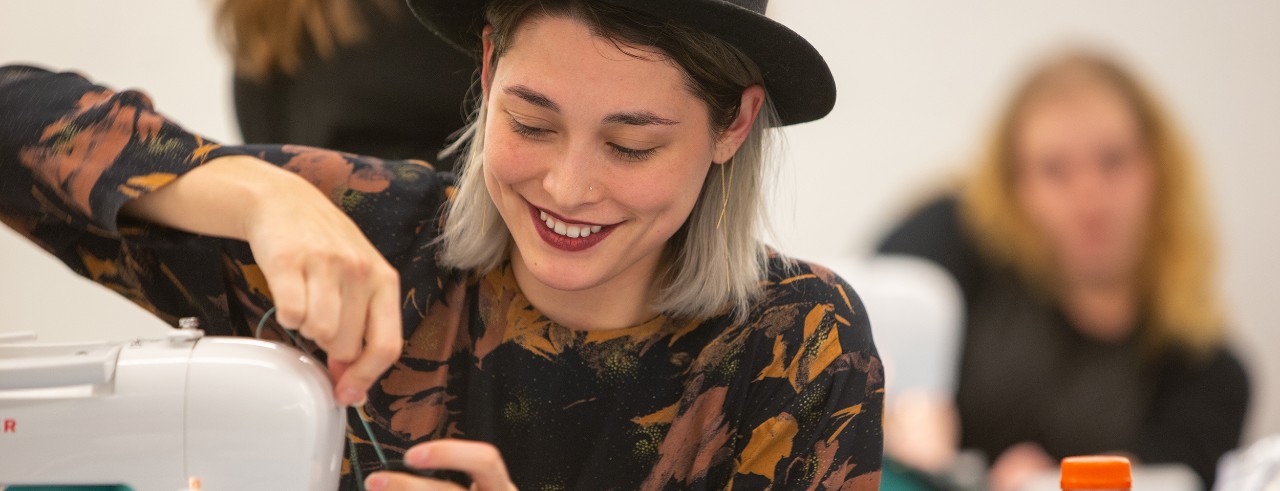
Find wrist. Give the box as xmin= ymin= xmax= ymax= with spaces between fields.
xmin=211 ymin=155 xmax=312 ymax=241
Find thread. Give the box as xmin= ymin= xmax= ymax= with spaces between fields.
xmin=254 ymin=305 xmax=388 ymax=489
xmin=355 ymin=404 xmax=390 ymax=467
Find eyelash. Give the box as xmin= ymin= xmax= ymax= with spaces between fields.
xmin=505 ymin=115 xmax=658 ymax=162
xmin=608 ymin=143 xmax=657 ymax=162
xmin=506 ymin=117 xmax=550 ymax=139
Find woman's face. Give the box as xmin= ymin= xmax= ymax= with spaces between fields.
xmin=480 ymin=16 xmax=731 ymax=294
xmin=1013 ymin=82 xmax=1156 ymax=286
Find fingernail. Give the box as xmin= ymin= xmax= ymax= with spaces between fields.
xmin=338 ymin=388 xmax=361 ymax=406
xmin=406 ymin=446 xmax=430 ymax=466
xmin=365 ymin=473 xmax=386 ymax=491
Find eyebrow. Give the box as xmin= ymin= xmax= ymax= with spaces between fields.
xmin=603 ymin=112 xmax=679 ymax=127
xmin=503 ymin=84 xmax=680 ymax=127
xmin=505 ymin=85 xmax=559 ymax=112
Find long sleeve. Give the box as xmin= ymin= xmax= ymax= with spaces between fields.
xmin=0 ymin=65 xmax=223 ymax=236
xmin=0 ymin=65 xmax=452 ymax=337
xmin=730 ymin=267 xmax=885 ymax=490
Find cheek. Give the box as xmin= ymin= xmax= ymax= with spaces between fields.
xmin=1016 ymin=173 xmax=1070 ymax=233
xmin=616 ymin=162 xmax=709 ymax=230
xmin=483 ymin=124 xmax=544 ymax=186
xmin=1112 ymin=160 xmax=1158 ymax=229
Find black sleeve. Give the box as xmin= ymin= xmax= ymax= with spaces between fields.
xmin=1136 ymin=347 xmax=1251 ymax=488
xmin=0 ymin=65 xmax=452 ymax=337
xmin=875 ymin=195 xmax=982 ymax=293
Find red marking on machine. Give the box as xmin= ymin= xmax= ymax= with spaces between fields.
xmin=3 ymin=418 xmax=14 ymax=433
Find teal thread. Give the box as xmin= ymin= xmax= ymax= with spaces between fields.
xmin=255 ymin=304 xmax=389 ymax=489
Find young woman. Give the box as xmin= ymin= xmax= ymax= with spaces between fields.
xmin=880 ymin=52 xmax=1249 ymax=490
xmin=0 ymin=0 xmax=883 ymax=489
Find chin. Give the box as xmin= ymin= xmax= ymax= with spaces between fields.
xmin=1066 ymin=257 xmax=1129 ymax=284
xmin=522 ymin=253 xmax=610 ymax=292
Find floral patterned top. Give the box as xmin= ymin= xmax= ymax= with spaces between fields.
xmin=0 ymin=65 xmax=883 ymax=490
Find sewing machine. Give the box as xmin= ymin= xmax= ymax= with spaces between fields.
xmin=0 ymin=321 xmax=345 ymax=490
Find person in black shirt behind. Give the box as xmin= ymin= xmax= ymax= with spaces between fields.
xmin=879 ymin=50 xmax=1249 ymax=490
xmin=216 ymin=0 xmax=475 ymax=169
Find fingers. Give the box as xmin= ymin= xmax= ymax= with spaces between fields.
xmin=989 ymin=442 xmax=1054 ymax=491
xmin=264 ymin=256 xmax=308 ymax=330
xmin=404 ymin=440 xmax=515 ymax=491
xmin=333 ymin=259 xmax=374 ymax=363
xmin=364 ymin=472 xmax=465 ymax=491
xmin=245 ymin=192 xmax=402 ymax=407
xmin=284 ymin=248 xmax=399 ymax=406
xmin=334 ymin=276 xmax=403 ymax=406
xmin=299 ymin=258 xmax=343 ymax=350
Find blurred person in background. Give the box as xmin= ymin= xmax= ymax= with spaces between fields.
xmin=217 ymin=0 xmax=474 ymax=169
xmin=878 ymin=51 xmax=1250 ymax=490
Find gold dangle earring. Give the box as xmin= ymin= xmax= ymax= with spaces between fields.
xmin=716 ymin=157 xmax=735 ymax=291
xmin=716 ymin=157 xmax=734 ymax=230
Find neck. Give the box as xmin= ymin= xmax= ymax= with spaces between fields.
xmin=1060 ymin=277 xmax=1139 ymax=344
xmin=510 ymin=249 xmax=660 ymax=331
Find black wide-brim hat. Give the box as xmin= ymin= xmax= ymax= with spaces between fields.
xmin=406 ymin=0 xmax=835 ymax=126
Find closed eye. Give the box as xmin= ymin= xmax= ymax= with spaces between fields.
xmin=608 ymin=143 xmax=658 ymax=162
xmin=506 ymin=115 xmax=552 ymax=139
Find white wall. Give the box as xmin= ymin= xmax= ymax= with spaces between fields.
xmin=1 ymin=1 xmax=1276 ymax=443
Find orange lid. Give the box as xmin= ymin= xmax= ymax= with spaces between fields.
xmin=1060 ymin=456 xmax=1132 ymax=490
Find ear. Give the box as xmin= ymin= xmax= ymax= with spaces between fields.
xmin=712 ymin=84 xmax=766 ymax=164
xmin=481 ymin=25 xmax=496 ymax=96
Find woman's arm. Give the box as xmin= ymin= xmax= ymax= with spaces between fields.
xmin=120 ymin=154 xmax=404 ymax=406
xmin=0 ymin=65 xmax=434 ymax=405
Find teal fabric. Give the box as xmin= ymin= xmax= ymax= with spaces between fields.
xmin=5 ymin=487 xmax=131 ymax=490
xmin=881 ymin=457 xmax=948 ymax=491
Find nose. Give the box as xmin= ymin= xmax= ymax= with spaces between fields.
xmin=1063 ymin=160 xmax=1114 ymax=224
xmin=542 ymin=140 xmax=602 ymax=211
xmin=1070 ymin=160 xmax=1109 ymax=203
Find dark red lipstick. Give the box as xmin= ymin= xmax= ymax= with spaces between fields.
xmin=526 ymin=202 xmax=617 ymax=252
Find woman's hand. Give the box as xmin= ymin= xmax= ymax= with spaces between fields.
xmin=121 ymin=155 xmax=403 ymax=406
xmin=989 ymin=441 xmax=1055 ymax=491
xmin=883 ymin=390 xmax=960 ymax=474
xmin=365 ymin=440 xmax=518 ymax=491
xmin=242 ymin=164 xmax=403 ymax=406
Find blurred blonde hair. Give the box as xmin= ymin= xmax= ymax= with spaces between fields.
xmin=961 ymin=50 xmax=1225 ymax=355
xmin=215 ymin=0 xmax=397 ymax=81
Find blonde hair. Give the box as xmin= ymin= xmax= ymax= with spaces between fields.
xmin=962 ymin=50 xmax=1224 ymax=355
xmin=215 ymin=0 xmax=397 ymax=81
xmin=437 ymin=0 xmax=780 ymax=322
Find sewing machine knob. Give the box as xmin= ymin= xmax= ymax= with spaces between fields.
xmin=168 ymin=317 xmax=205 ymax=344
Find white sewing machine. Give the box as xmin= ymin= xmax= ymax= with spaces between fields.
xmin=0 ymin=320 xmax=345 ymax=490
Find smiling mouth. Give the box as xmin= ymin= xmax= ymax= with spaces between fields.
xmin=525 ymin=202 xmax=618 ymax=252
xmin=539 ymin=209 xmax=604 ymax=238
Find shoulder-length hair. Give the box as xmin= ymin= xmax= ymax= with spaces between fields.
xmin=961 ymin=50 xmax=1225 ymax=355
xmin=438 ymin=0 xmax=781 ymax=322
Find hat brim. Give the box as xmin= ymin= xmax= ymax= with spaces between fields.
xmin=406 ymin=0 xmax=835 ymax=126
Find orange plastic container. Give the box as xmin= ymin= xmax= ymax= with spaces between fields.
xmin=1060 ymin=455 xmax=1132 ymax=490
